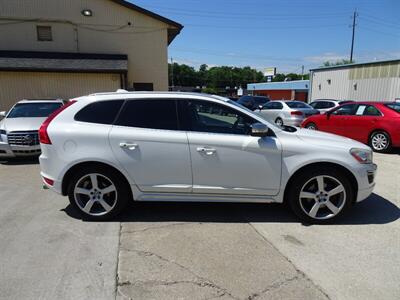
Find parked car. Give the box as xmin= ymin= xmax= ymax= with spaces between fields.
xmin=237 ymin=95 xmax=270 ymax=110
xmin=39 ymin=92 xmax=376 ymax=224
xmin=309 ymin=99 xmax=340 ymax=113
xmin=309 ymin=100 xmax=355 ymax=113
xmin=258 ymin=100 xmax=320 ymax=127
xmin=302 ymin=102 xmax=400 ymax=152
xmin=0 ymin=99 xmax=64 ymax=158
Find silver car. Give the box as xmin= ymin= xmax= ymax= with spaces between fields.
xmin=0 ymin=99 xmax=64 ymax=158
xmin=258 ymin=100 xmax=320 ymax=127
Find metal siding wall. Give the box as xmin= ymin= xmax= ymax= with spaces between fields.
xmin=311 ymin=62 xmax=400 ymax=101
xmin=0 ymin=72 xmax=120 ymax=111
xmin=310 ymin=69 xmax=350 ymax=100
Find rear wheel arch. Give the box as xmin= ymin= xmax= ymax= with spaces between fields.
xmin=62 ymin=161 xmax=132 ymax=198
xmin=283 ymin=162 xmax=358 ymax=204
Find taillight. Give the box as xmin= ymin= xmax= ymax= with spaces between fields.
xmin=291 ymin=111 xmax=303 ymax=116
xmin=39 ymin=100 xmax=76 ymax=144
xmin=43 ymin=176 xmax=54 ymax=186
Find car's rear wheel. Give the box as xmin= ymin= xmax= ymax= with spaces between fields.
xmin=369 ymin=131 xmax=391 ymax=153
xmin=305 ymin=122 xmax=318 ymax=130
xmin=275 ymin=117 xmax=284 ymax=126
xmin=287 ymin=167 xmax=354 ymax=224
xmin=67 ymin=166 xmax=131 ymax=220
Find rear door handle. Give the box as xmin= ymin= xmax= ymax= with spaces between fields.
xmin=196 ymin=147 xmax=216 ymax=155
xmin=119 ymin=142 xmax=138 ymax=150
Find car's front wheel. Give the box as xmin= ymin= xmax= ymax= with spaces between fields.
xmin=67 ymin=166 xmax=131 ymax=220
xmin=287 ymin=167 xmax=354 ymax=224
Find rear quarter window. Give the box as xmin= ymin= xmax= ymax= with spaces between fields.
xmin=385 ymin=103 xmax=400 ymax=113
xmin=74 ymin=100 xmax=124 ymax=124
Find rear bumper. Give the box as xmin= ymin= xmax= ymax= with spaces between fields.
xmin=283 ymin=117 xmax=304 ymax=127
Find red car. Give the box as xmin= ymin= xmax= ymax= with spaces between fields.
xmin=301 ymin=102 xmax=400 ymax=152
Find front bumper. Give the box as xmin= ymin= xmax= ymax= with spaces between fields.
xmin=0 ymin=142 xmax=41 ymax=158
xmin=355 ymin=163 xmax=377 ymax=202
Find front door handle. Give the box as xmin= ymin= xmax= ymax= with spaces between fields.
xmin=197 ymin=147 xmax=216 ymax=155
xmin=119 ymin=142 xmax=138 ymax=150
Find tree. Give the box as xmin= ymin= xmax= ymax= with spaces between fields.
xmin=322 ymin=59 xmax=354 ymax=67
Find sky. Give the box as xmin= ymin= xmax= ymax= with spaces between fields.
xmin=131 ymin=0 xmax=400 ymax=73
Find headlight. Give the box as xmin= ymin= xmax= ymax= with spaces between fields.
xmin=350 ymin=148 xmax=373 ymax=164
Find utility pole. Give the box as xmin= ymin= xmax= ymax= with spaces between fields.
xmin=350 ymin=10 xmax=357 ymax=63
xmin=301 ymin=65 xmax=304 ymax=80
xmin=170 ymin=57 xmax=174 ymax=89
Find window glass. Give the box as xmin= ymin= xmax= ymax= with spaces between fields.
xmin=363 ymin=105 xmax=381 ymax=116
xmin=286 ymin=101 xmax=310 ymax=109
xmin=75 ymin=100 xmax=123 ymax=124
xmin=181 ymin=100 xmax=256 ymax=135
xmin=385 ymin=103 xmax=400 ymax=113
xmin=116 ymin=99 xmax=178 ymax=130
xmin=355 ymin=105 xmax=367 ymax=115
xmin=7 ymin=102 xmax=62 ymax=118
xmin=332 ymin=104 xmax=358 ymax=115
xmin=269 ymin=102 xmax=283 ymax=109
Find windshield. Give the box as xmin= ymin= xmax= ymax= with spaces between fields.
xmin=7 ymin=102 xmax=63 ymax=118
xmin=385 ymin=103 xmax=400 ymax=113
xmin=286 ymin=101 xmax=312 ymax=109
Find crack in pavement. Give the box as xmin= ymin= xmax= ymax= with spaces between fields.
xmin=117 ymin=248 xmax=238 ymax=299
xmin=245 ymin=274 xmax=301 ymax=299
xmin=248 ymin=223 xmax=331 ymax=300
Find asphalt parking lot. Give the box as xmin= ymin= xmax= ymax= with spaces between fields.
xmin=0 ymin=152 xmax=399 ymax=300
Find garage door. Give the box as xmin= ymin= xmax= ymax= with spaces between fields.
xmin=0 ymin=71 xmax=121 ymax=111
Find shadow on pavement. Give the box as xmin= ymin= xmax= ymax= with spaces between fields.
xmin=0 ymin=157 xmax=39 ymax=165
xmin=63 ymin=193 xmax=399 ymax=225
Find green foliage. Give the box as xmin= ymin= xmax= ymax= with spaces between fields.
xmin=168 ymin=63 xmax=264 ymax=88
xmin=322 ymin=59 xmax=354 ymax=67
xmin=168 ymin=63 xmax=309 ymax=87
xmin=201 ymin=87 xmax=219 ymax=94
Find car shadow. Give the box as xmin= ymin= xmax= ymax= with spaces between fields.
xmin=0 ymin=157 xmax=39 ymax=165
xmin=62 ymin=193 xmax=399 ymax=226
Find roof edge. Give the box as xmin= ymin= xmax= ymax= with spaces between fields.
xmin=110 ymin=0 xmax=183 ymax=44
xmin=310 ymin=59 xmax=400 ymax=72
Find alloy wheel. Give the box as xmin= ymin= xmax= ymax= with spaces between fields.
xmin=371 ymin=133 xmax=388 ymax=151
xmin=275 ymin=118 xmax=283 ymax=126
xmin=73 ymin=173 xmax=118 ymax=216
xmin=299 ymin=175 xmax=346 ymax=220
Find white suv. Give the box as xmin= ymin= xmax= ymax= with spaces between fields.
xmin=39 ymin=92 xmax=377 ymax=223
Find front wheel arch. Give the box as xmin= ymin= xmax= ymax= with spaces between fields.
xmin=283 ymin=162 xmax=358 ymax=205
xmin=62 ymin=161 xmax=132 ymax=198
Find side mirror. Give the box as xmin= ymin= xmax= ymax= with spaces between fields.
xmin=250 ymin=122 xmax=270 ymax=137
xmin=0 ymin=111 xmax=6 ymax=118
xmin=258 ymin=105 xmax=263 ymax=111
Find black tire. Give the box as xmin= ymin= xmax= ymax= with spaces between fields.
xmin=67 ymin=165 xmax=131 ymax=220
xmin=286 ymin=166 xmax=354 ymax=224
xmin=369 ymin=131 xmax=392 ymax=153
xmin=275 ymin=117 xmax=284 ymax=126
xmin=305 ymin=122 xmax=318 ymax=130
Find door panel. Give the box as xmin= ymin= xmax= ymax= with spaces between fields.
xmin=109 ymin=127 xmax=192 ymax=193
xmin=109 ymin=99 xmax=192 ymax=193
xmin=188 ymin=132 xmax=282 ymax=195
xmin=180 ymin=99 xmax=282 ymax=196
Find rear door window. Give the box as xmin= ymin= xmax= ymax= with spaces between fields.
xmin=115 ymin=99 xmax=179 ymax=130
xmin=75 ymin=100 xmax=123 ymax=124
